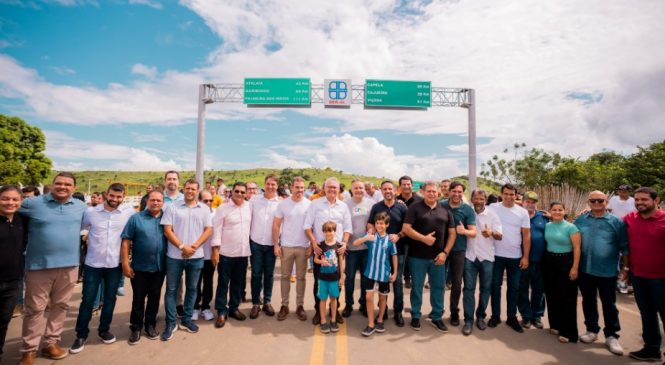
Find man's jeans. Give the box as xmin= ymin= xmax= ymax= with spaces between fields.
xmin=448 ymin=251 xmax=466 ymax=316
xmin=75 ymin=265 xmax=123 ymax=338
xmin=215 ymin=256 xmax=248 ymax=316
xmin=578 ymin=272 xmax=621 ymax=338
xmin=408 ymin=257 xmax=445 ymax=320
xmin=344 ymin=250 xmax=367 ymax=308
xmin=250 ymin=241 xmax=277 ymax=305
xmin=0 ymin=280 xmax=19 ymax=357
xmin=631 ymin=275 xmax=665 ymax=354
xmin=393 ymin=254 xmax=406 ymax=314
xmin=518 ymin=261 xmax=545 ymax=322
xmin=165 ymin=257 xmax=203 ymax=327
xmin=491 ymin=256 xmax=522 ymax=319
xmin=463 ymin=259 xmax=493 ymax=324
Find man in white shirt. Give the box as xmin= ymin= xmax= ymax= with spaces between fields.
xmin=212 ymin=182 xmax=252 ymax=328
xmin=304 ymin=177 xmax=352 ymax=325
xmin=607 ymin=185 xmax=636 ymax=219
xmin=488 ymin=183 xmax=531 ymax=333
xmin=462 ymin=189 xmax=502 ymax=336
xmin=160 ymin=179 xmax=213 ymax=340
xmin=70 ymin=184 xmax=135 ymax=353
xmin=249 ymin=174 xmax=281 ymax=319
xmin=273 ymin=177 xmax=311 ymax=321
xmin=365 ymin=182 xmax=383 ymax=203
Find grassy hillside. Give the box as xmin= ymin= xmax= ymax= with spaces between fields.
xmin=46 ymin=168 xmax=500 ymax=195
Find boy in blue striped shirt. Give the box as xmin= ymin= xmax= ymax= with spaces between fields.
xmin=353 ymin=212 xmax=397 ymax=336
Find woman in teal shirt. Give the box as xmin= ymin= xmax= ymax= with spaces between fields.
xmin=543 ymin=201 xmax=581 ymax=343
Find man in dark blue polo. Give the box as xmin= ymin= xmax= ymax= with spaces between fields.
xmin=121 ymin=190 xmax=168 ymax=345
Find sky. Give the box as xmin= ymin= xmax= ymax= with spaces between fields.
xmin=1 ymin=0 xmax=664 ymax=180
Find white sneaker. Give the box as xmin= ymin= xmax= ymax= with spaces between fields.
xmin=191 ymin=309 xmax=200 ymax=321
xmin=580 ymin=331 xmax=598 ymax=343
xmin=605 ymin=336 xmax=623 ymax=355
xmin=202 ymin=309 xmax=214 ymax=321
xmin=116 ymin=287 xmax=125 ymax=296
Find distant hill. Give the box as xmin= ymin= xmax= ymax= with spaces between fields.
xmin=46 ymin=168 xmax=499 ymax=195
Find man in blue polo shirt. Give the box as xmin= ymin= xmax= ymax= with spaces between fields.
xmin=518 ymin=191 xmax=549 ymax=330
xmin=19 ymin=172 xmax=87 ymax=365
xmin=121 ymin=190 xmax=168 ymax=345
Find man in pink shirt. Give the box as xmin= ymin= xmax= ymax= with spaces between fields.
xmin=623 ymin=187 xmax=665 ymax=362
xmin=211 ymin=182 xmax=252 ymax=329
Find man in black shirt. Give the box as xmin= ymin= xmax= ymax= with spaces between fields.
xmin=403 ymin=181 xmax=456 ymax=333
xmin=0 ymin=185 xmax=25 ymax=362
xmin=396 ymin=176 xmax=422 ymax=290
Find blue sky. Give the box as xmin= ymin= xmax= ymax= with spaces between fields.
xmin=1 ymin=0 xmax=664 ymax=179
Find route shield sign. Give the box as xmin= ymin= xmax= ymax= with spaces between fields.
xmin=364 ymin=79 xmax=431 ymax=108
xmin=243 ymin=78 xmax=311 ymax=105
xmin=324 ymin=79 xmax=352 ymax=106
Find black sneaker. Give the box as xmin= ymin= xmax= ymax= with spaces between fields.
xmin=128 ymin=330 xmax=141 ymax=345
xmin=320 ymin=323 xmax=331 ymax=334
xmin=342 ymin=305 xmax=352 ymax=317
xmin=145 ymin=327 xmax=159 ymax=340
xmin=176 ymin=305 xmax=184 ymax=318
xmin=431 ymin=319 xmax=449 ymax=333
xmin=375 ymin=322 xmax=385 ymax=333
xmin=506 ymin=317 xmax=524 ymax=333
xmin=99 ymin=331 xmax=116 ymax=344
xmin=361 ymin=326 xmax=375 ymax=337
xmin=410 ymin=318 xmax=421 ymax=331
xmin=628 ymin=348 xmax=661 ymax=362
xmin=487 ymin=316 xmax=501 ymax=328
xmin=520 ymin=319 xmax=532 ymax=329
xmin=533 ymin=317 xmax=544 ymax=329
xmin=179 ymin=321 xmax=199 ymax=334
xmin=450 ymin=314 xmax=460 ymax=327
xmin=69 ymin=337 xmax=87 ymax=354
xmin=476 ymin=319 xmax=488 ymax=331
xmin=330 ymin=322 xmax=339 ymax=333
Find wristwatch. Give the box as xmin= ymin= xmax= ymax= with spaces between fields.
xmin=178 ymin=243 xmax=185 ymax=251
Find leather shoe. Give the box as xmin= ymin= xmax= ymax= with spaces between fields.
xmin=262 ymin=304 xmax=275 ymax=316
xmin=488 ymin=316 xmax=501 ymax=328
xmin=312 ymin=312 xmax=321 ymax=325
xmin=450 ymin=314 xmax=460 ymax=327
xmin=19 ymin=351 xmax=37 ymax=365
xmin=215 ymin=314 xmax=226 ymax=328
xmin=229 ymin=310 xmax=247 ymax=321
xmin=342 ymin=305 xmax=353 ymax=318
xmin=42 ymin=344 xmax=68 ymax=360
xmin=394 ymin=312 xmax=405 ymax=327
xmin=277 ymin=306 xmax=289 ymax=321
xmin=249 ymin=305 xmax=261 ymax=319
xmin=296 ymin=305 xmax=307 ymax=321
xmin=506 ymin=317 xmax=524 ymax=333
xmin=335 ymin=310 xmax=344 ymax=324
xmin=359 ymin=304 xmax=367 ymax=317
xmin=476 ymin=319 xmax=488 ymax=331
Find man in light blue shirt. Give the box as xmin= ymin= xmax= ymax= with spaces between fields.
xmin=160 ymin=179 xmax=212 ymax=340
xmin=19 ymin=172 xmax=87 ymax=363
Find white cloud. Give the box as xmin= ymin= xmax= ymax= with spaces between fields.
xmin=130 ymin=63 xmax=158 ymax=79
xmin=50 ymin=65 xmax=76 ymax=75
xmin=267 ymin=133 xmax=464 ymax=179
xmin=44 ymin=130 xmax=182 ymax=171
xmin=128 ymin=0 xmax=162 ymax=9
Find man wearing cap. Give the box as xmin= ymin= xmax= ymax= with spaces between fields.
xmin=608 ymin=185 xmax=636 ymax=220
xmin=574 ymin=190 xmax=628 ymax=355
xmin=518 ymin=191 xmax=549 ymax=330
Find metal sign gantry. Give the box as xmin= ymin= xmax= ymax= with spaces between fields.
xmin=196 ymin=83 xmax=477 ymax=190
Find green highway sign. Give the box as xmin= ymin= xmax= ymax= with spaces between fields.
xmin=364 ymin=79 xmax=431 ymax=108
xmin=243 ymin=78 xmax=311 ymax=105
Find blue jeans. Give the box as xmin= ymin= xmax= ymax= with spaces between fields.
xmin=518 ymin=261 xmax=545 ymax=322
xmin=165 ymin=257 xmax=203 ymax=326
xmin=250 ymin=241 xmax=277 ymax=305
xmin=216 ymin=256 xmax=248 ymax=315
xmin=393 ymin=254 xmax=406 ymax=313
xmin=75 ymin=265 xmax=122 ymax=338
xmin=491 ymin=256 xmax=522 ymax=319
xmin=344 ymin=250 xmax=367 ymax=307
xmin=631 ymin=275 xmax=665 ymax=354
xmin=408 ymin=257 xmax=445 ymax=320
xmin=463 ymin=258 xmax=493 ymax=324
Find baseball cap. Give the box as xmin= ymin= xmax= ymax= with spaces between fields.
xmin=618 ymin=184 xmax=631 ymax=191
xmin=524 ymin=191 xmax=539 ymax=202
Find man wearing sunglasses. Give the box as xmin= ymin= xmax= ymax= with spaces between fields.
xmin=574 ymin=191 xmax=628 ymax=355
xmin=211 ymin=183 xmax=252 ymax=328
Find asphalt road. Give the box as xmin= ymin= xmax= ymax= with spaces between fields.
xmin=1 ymin=265 xmax=661 ymax=365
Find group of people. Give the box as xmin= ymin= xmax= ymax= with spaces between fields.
xmin=0 ymin=171 xmax=664 ymax=365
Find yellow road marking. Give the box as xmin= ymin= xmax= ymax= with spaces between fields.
xmin=309 ymin=319 xmax=325 ymax=365
xmin=336 ymin=320 xmax=349 ymax=365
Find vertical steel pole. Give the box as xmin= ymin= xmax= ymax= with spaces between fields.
xmin=196 ymin=84 xmax=206 ymax=185
xmin=468 ymin=89 xmax=477 ymax=192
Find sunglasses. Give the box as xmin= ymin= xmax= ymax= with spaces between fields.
xmin=589 ymin=199 xmax=605 ymax=204
xmin=202 ymin=199 xmax=213 ymax=203
xmin=234 ymin=190 xmax=246 ymax=194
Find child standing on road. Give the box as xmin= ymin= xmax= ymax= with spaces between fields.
xmin=353 ymin=212 xmax=397 ymax=337
xmin=314 ymin=221 xmax=346 ymax=334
